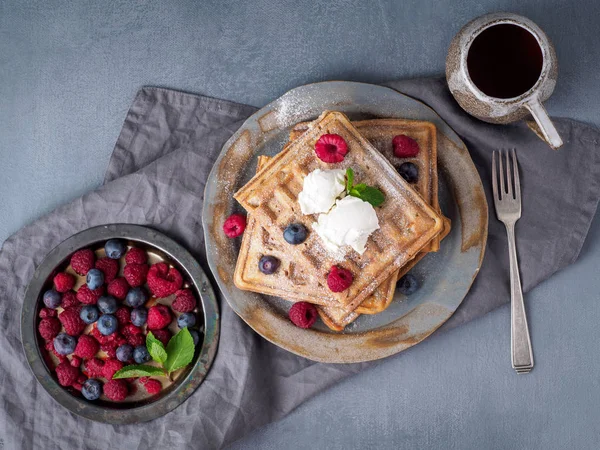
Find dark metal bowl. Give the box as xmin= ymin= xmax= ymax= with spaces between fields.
xmin=21 ymin=224 xmax=220 ymax=424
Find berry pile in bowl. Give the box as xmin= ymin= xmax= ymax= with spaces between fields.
xmin=21 ymin=224 xmax=219 ymax=424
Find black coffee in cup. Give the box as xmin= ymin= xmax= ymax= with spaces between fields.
xmin=467 ymin=24 xmax=543 ymax=99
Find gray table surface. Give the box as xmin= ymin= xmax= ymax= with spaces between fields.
xmin=1 ymin=1 xmax=599 ymax=449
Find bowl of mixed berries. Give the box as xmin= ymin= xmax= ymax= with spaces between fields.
xmin=21 ymin=224 xmax=219 ymax=424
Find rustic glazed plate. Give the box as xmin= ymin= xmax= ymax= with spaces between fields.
xmin=21 ymin=224 xmax=220 ymax=424
xmin=202 ymin=81 xmax=487 ymax=363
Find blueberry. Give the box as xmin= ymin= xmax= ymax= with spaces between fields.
xmin=130 ymin=307 xmax=148 ymax=327
xmin=133 ymin=345 xmax=151 ymax=364
xmin=53 ymin=333 xmax=77 ymax=355
xmin=97 ymin=295 xmax=118 ymax=314
xmin=80 ymin=305 xmax=100 ymax=324
xmin=398 ymin=162 xmax=419 ymax=183
xmin=283 ymin=223 xmax=308 ymax=245
xmin=81 ymin=379 xmax=102 ymax=401
xmin=104 ymin=239 xmax=127 ymax=259
xmin=258 ymin=255 xmax=280 ymax=275
xmin=43 ymin=289 xmax=62 ymax=309
xmin=189 ymin=329 xmax=201 ymax=346
xmin=116 ymin=344 xmax=134 ymax=363
xmin=125 ymin=287 xmax=148 ymax=308
xmin=397 ymin=273 xmax=420 ymax=295
xmin=97 ymin=314 xmax=118 ymax=335
xmin=177 ymin=312 xmax=196 ymax=329
xmin=86 ymin=268 xmax=104 ymax=290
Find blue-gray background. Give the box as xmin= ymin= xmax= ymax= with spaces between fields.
xmin=1 ymin=1 xmax=599 ymax=449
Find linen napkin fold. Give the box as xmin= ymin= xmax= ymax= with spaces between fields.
xmin=0 ymin=78 xmax=598 ymax=449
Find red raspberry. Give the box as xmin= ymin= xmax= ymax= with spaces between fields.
xmin=143 ymin=379 xmax=162 ymax=395
xmin=70 ymin=249 xmax=96 ymax=275
xmin=101 ymin=344 xmax=117 ymax=359
xmin=76 ymin=284 xmax=105 ymax=305
xmin=139 ymin=376 xmax=149 ymax=384
xmin=121 ymin=324 xmax=142 ymax=338
xmin=327 ymin=265 xmax=353 ymax=293
xmin=125 ymin=247 xmax=147 ymax=265
xmin=83 ymin=357 xmax=105 ymax=378
xmin=59 ymin=306 xmax=86 ymax=336
xmin=113 ymin=333 xmax=127 ymax=347
xmin=61 ymin=290 xmax=79 ymax=308
xmin=104 ymin=379 xmax=128 ymax=401
xmin=392 ymin=134 xmax=420 ymax=158
xmin=123 ymin=264 xmax=149 ymax=287
xmin=151 ymin=329 xmax=171 ymax=347
xmin=147 ymin=304 xmax=172 ymax=330
xmin=53 ymin=272 xmax=75 ymax=293
xmin=126 ymin=334 xmax=145 ymax=347
xmin=223 ymin=213 xmax=247 ymax=238
xmin=288 ymin=302 xmax=318 ymax=329
xmin=70 ymin=355 xmax=82 ymax=368
xmin=107 ymin=277 xmax=129 ymax=300
xmin=314 ymin=134 xmax=348 ymax=163
xmin=102 ymin=359 xmax=124 ymax=380
xmin=45 ymin=340 xmax=68 ymax=362
xmin=115 ymin=307 xmax=131 ymax=326
xmin=172 ymin=289 xmax=196 ymax=313
xmin=38 ymin=317 xmax=61 ymax=340
xmin=39 ymin=308 xmax=57 ymax=319
xmin=74 ymin=335 xmax=99 ymax=359
xmin=55 ymin=361 xmax=79 ymax=386
xmin=95 ymin=257 xmax=119 ymax=283
xmin=147 ymin=263 xmax=183 ymax=298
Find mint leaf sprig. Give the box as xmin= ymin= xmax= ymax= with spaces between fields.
xmin=345 ymin=168 xmax=385 ymax=207
xmin=113 ymin=328 xmax=196 ymax=381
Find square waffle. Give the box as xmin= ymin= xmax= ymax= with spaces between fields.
xmin=234 ymin=111 xmax=443 ymax=311
xmin=234 ymin=156 xmax=397 ymax=308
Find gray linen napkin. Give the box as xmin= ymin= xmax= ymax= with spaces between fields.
xmin=0 ymin=79 xmax=598 ymax=449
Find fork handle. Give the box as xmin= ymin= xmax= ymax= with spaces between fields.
xmin=506 ymin=223 xmax=534 ymax=373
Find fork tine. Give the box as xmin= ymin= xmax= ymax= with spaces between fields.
xmin=512 ymin=149 xmax=521 ymax=201
xmin=498 ymin=149 xmax=505 ymax=196
xmin=492 ymin=151 xmax=499 ymax=201
xmin=505 ymin=150 xmax=513 ymax=198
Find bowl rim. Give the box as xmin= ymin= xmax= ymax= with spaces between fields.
xmin=20 ymin=224 xmax=220 ymax=424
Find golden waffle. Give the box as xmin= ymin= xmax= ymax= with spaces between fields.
xmin=289 ymin=118 xmax=440 ymax=251
xmin=234 ymin=156 xmax=397 ymax=308
xmin=317 ymin=216 xmax=451 ymax=331
xmin=234 ymin=111 xmax=443 ymax=311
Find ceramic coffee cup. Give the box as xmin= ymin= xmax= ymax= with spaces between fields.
xmin=446 ymin=12 xmax=563 ymax=149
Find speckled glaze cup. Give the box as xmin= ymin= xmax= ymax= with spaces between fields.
xmin=446 ymin=12 xmax=563 ymax=149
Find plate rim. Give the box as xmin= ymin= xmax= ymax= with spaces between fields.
xmin=202 ymin=80 xmax=487 ymax=363
xmin=20 ymin=224 xmax=220 ymax=424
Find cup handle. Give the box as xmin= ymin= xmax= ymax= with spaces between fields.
xmin=525 ymin=98 xmax=563 ymax=149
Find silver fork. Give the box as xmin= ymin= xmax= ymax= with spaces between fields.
xmin=492 ymin=149 xmax=534 ymax=374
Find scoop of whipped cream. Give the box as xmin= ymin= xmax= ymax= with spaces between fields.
xmin=312 ymin=195 xmax=380 ymax=255
xmin=298 ymin=169 xmax=346 ymax=215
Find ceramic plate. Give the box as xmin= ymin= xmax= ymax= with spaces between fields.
xmin=202 ymin=81 xmax=487 ymax=363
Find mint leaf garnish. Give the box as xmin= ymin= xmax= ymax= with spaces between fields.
xmin=146 ymin=332 xmax=168 ymax=364
xmin=355 ymin=186 xmax=385 ymax=207
xmin=345 ymin=169 xmax=385 ymax=207
xmin=112 ymin=364 xmax=166 ymax=379
xmin=345 ymin=168 xmax=354 ymax=192
xmin=164 ymin=328 xmax=195 ymax=375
